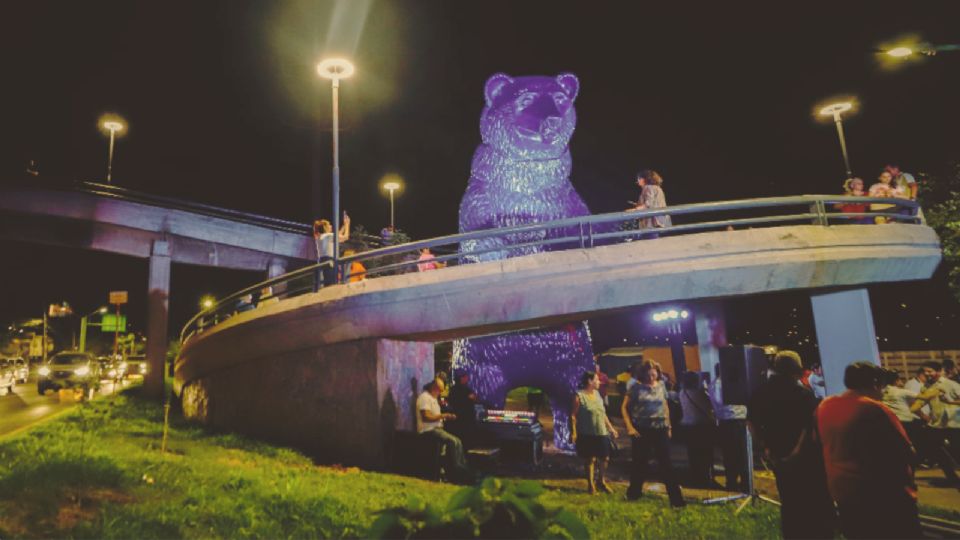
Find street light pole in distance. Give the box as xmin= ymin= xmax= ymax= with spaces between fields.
xmin=316 ymin=58 xmax=355 ymax=279
xmin=380 ymin=174 xmax=403 ymax=230
xmin=98 ymin=114 xmax=127 ymax=183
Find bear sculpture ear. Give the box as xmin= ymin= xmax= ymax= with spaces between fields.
xmin=556 ymin=73 xmax=579 ymax=101
xmin=484 ymin=73 xmax=514 ymax=107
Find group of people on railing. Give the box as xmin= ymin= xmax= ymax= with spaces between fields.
xmin=836 ymin=164 xmax=919 ymax=223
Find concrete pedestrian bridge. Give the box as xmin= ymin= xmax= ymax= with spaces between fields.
xmin=174 ymin=195 xmax=941 ymax=467
xmin=0 ymin=179 xmax=316 ymax=398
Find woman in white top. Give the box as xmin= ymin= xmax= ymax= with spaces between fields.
xmin=312 ymin=212 xmax=350 ymax=286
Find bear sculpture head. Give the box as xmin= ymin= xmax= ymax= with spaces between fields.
xmin=479 ymin=73 xmax=579 ymax=161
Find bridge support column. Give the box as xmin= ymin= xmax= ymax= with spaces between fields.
xmin=266 ymin=258 xmax=287 ymax=279
xmin=810 ymin=288 xmax=879 ymax=396
xmin=144 ymin=240 xmax=171 ymax=400
xmin=179 ymin=338 xmax=433 ymax=468
xmin=695 ymin=301 xmax=727 ymax=379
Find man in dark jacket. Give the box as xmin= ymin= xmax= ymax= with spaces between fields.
xmin=749 ymin=351 xmax=836 ymax=539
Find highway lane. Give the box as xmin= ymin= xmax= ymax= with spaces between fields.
xmin=0 ymin=376 xmax=130 ymax=438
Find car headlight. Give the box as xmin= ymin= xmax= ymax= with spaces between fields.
xmin=75 ymin=366 xmax=90 ymax=376
xmin=38 ymin=366 xmax=50 ymax=376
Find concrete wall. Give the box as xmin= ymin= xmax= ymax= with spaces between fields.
xmin=180 ymin=338 xmax=432 ymax=468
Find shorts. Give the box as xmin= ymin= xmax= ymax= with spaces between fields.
xmin=576 ymin=434 xmax=612 ymax=459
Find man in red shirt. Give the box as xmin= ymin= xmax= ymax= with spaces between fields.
xmin=817 ymin=361 xmax=919 ymax=539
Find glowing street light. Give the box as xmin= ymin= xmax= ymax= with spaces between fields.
xmin=818 ymin=100 xmax=855 ymax=179
xmin=380 ymin=175 xmax=403 ymax=230
xmin=884 ymin=44 xmax=960 ymax=58
xmin=886 ymin=46 xmax=914 ymax=58
xmin=200 ymin=296 xmax=216 ymax=310
xmin=317 ymin=58 xmax=355 ymax=272
xmin=79 ymin=306 xmax=109 ymax=353
xmin=99 ymin=114 xmax=127 ymax=183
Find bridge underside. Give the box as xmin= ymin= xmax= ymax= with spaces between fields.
xmin=175 ymin=223 xmax=941 ymax=467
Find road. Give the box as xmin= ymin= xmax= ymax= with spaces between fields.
xmin=0 ymin=376 xmax=131 ymax=438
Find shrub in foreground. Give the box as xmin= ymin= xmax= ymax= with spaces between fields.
xmin=369 ymin=477 xmax=588 ymax=539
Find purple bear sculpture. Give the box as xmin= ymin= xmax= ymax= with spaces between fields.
xmin=453 ymin=73 xmax=595 ymax=450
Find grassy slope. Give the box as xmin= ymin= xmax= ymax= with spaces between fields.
xmin=0 ymin=391 xmax=780 ymax=539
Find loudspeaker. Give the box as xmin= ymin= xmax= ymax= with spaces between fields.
xmin=718 ymin=345 xmax=767 ymax=405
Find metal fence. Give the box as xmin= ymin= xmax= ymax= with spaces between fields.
xmin=179 ymin=194 xmax=922 ymax=344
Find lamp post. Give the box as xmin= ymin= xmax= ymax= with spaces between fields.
xmin=818 ymin=102 xmax=854 ymax=179
xmin=886 ymin=44 xmax=960 ymax=58
xmin=79 ymin=306 xmax=108 ymax=353
xmin=380 ymin=176 xmax=403 ymax=230
xmin=99 ymin=116 xmax=126 ymax=183
xmin=316 ymin=58 xmax=355 ymax=275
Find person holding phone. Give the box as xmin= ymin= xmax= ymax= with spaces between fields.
xmin=312 ymin=211 xmax=350 ymax=286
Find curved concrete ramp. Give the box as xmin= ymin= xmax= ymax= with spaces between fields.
xmin=175 ymin=223 xmax=940 ymax=466
xmin=178 ymin=223 xmax=939 ymax=384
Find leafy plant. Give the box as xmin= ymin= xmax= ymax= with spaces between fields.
xmin=368 ymin=477 xmax=589 ymax=539
xmin=919 ymin=162 xmax=960 ymax=302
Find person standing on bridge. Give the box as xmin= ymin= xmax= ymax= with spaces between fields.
xmin=627 ymin=170 xmax=671 ymax=237
xmin=312 ymin=212 xmax=350 ymax=286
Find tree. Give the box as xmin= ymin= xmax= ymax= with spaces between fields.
xmin=918 ymin=161 xmax=960 ymax=303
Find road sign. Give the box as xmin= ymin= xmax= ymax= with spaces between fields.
xmin=48 ymin=303 xmax=72 ymax=317
xmin=101 ymin=314 xmax=127 ymax=332
xmin=109 ymin=291 xmax=128 ymax=305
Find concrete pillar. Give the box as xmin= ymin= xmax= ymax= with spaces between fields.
xmin=266 ymin=258 xmax=287 ymax=279
xmin=180 ymin=338 xmax=433 ymax=468
xmin=810 ymin=288 xmax=879 ymax=396
xmin=144 ymin=240 xmax=171 ymax=399
xmin=695 ymin=301 xmax=727 ymax=379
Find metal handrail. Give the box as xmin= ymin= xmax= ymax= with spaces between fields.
xmin=179 ymin=194 xmax=923 ymax=345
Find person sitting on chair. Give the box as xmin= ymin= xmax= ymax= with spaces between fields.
xmin=417 ymin=379 xmax=472 ymax=484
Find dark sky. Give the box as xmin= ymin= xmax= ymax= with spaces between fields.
xmin=2 ymin=1 xmax=958 ymax=352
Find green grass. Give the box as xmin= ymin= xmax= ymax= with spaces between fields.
xmin=0 ymin=390 xmax=781 ymax=538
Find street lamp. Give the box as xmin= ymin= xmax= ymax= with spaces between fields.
xmin=316 ymin=58 xmax=355 ymax=274
xmin=99 ymin=114 xmax=127 ymax=183
xmin=380 ymin=175 xmax=403 ymax=230
xmin=885 ymin=44 xmax=960 ymax=58
xmin=818 ymin=101 xmax=855 ymax=179
xmin=79 ymin=306 xmax=108 ymax=353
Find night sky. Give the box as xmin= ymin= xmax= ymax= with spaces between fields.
xmin=2 ymin=1 xmax=958 ymax=354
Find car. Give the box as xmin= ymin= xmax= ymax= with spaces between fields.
xmin=10 ymin=357 xmax=29 ymax=384
xmin=123 ymin=354 xmax=148 ymax=379
xmin=97 ymin=356 xmax=125 ymax=383
xmin=0 ymin=360 xmax=15 ymax=395
xmin=37 ymin=352 xmax=99 ymax=397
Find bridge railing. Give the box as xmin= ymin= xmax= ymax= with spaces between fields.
xmin=179 ymin=194 xmax=922 ymax=344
